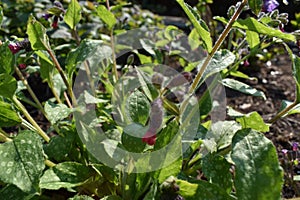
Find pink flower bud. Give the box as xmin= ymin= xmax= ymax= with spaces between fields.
xmin=18 ymin=63 xmax=27 ymax=70
xmin=142 ymin=130 xmax=156 ymax=145
xmin=8 ymin=43 xmax=21 ymax=54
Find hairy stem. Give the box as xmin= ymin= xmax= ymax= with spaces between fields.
xmin=12 ymin=96 xmax=50 ymax=142
xmin=268 ymin=101 xmax=298 ymax=124
xmin=47 ymin=49 xmax=77 ymax=107
xmin=14 ymin=66 xmax=48 ymax=117
xmin=189 ymin=0 xmax=248 ymax=94
xmin=106 ymin=0 xmax=118 ymax=82
xmin=0 ymin=129 xmax=12 ymax=142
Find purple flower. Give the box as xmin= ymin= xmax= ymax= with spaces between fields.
xmin=293 ymin=142 xmax=298 ymax=151
xmin=263 ymin=0 xmax=279 ymax=12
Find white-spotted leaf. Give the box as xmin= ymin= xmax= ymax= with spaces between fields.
xmin=0 ymin=130 xmax=45 ymax=193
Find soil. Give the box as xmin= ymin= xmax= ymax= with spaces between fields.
xmin=226 ymin=52 xmax=300 ymax=198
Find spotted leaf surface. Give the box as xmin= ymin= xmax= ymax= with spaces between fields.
xmin=0 ymin=130 xmax=45 ymax=193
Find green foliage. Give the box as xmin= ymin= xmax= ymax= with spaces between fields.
xmin=64 ymin=0 xmax=82 ymax=30
xmin=0 ymin=130 xmax=45 ymax=193
xmin=0 ymin=100 xmax=22 ymax=127
xmin=0 ymin=42 xmax=14 ymax=74
xmin=231 ymin=129 xmax=283 ymax=200
xmin=0 ymin=0 xmax=298 ymax=199
xmin=0 ymin=74 xmax=17 ymax=99
xmin=27 ymin=16 xmax=50 ymax=51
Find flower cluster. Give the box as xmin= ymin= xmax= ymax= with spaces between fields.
xmin=262 ymin=0 xmax=279 ymax=12
xmin=42 ymin=1 xmax=65 ymax=29
xmin=8 ymin=38 xmax=31 ymax=54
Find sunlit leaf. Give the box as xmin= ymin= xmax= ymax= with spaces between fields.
xmin=215 ymin=17 xmax=296 ymax=42
xmin=236 ymin=112 xmax=269 ymax=132
xmin=177 ymin=0 xmax=212 ymax=52
xmin=246 ymin=30 xmax=260 ymax=49
xmin=231 ymin=129 xmax=283 ymax=200
xmin=0 ymin=100 xmax=21 ymax=127
xmin=177 ymin=179 xmax=235 ymax=200
xmin=27 ymin=15 xmax=50 ymax=50
xmin=96 ymin=5 xmax=117 ymax=30
xmin=44 ymin=101 xmax=72 ymax=124
xmin=126 ymin=89 xmax=150 ymax=125
xmin=64 ymin=0 xmax=82 ymax=30
xmin=222 ymin=78 xmax=266 ymax=100
xmin=0 ymin=130 xmax=45 ymax=192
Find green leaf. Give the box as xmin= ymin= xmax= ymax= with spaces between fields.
xmin=64 ymin=0 xmax=82 ymax=30
xmin=0 ymin=73 xmax=17 ymax=98
xmin=96 ymin=5 xmax=117 ymax=29
xmin=122 ymin=123 xmax=147 ymax=153
xmin=231 ymin=129 xmax=283 ymax=200
xmin=40 ymin=162 xmax=95 ymax=190
xmin=0 ymin=184 xmax=36 ymax=200
xmin=222 ymin=78 xmax=266 ymax=100
xmin=216 ymin=17 xmax=296 ymax=42
xmin=135 ymin=67 xmax=153 ymax=101
xmin=196 ymin=49 xmax=236 ymax=88
xmin=177 ymin=179 xmax=235 ymax=200
xmin=0 ymin=130 xmax=45 ymax=192
xmin=246 ymin=30 xmax=260 ymax=49
xmin=177 ymin=0 xmax=212 ymax=52
xmin=204 ymin=121 xmax=241 ymax=151
xmin=236 ymin=112 xmax=269 ymax=132
xmin=36 ymin=50 xmax=55 ymax=83
xmin=202 ymin=153 xmax=232 ymax=193
xmin=248 ymin=0 xmax=263 ymax=15
xmin=27 ymin=15 xmax=50 ymax=50
xmin=292 ymin=55 xmax=300 ymax=102
xmin=0 ymin=42 xmax=14 ymax=74
xmin=44 ymin=101 xmax=72 ymax=124
xmin=44 ymin=127 xmax=76 ymax=162
xmin=154 ymin=121 xmax=182 ymax=182
xmin=126 ymin=89 xmax=150 ymax=125
xmin=0 ymin=100 xmax=22 ymax=127
xmin=65 ymin=39 xmax=110 ymax=83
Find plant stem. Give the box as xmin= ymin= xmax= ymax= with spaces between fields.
xmin=14 ymin=66 xmax=48 ymax=117
xmin=47 ymin=49 xmax=77 ymax=107
xmin=106 ymin=0 xmax=118 ymax=82
xmin=0 ymin=129 xmax=12 ymax=142
xmin=188 ymin=0 xmax=248 ymax=94
xmin=12 ymin=95 xmax=50 ymax=142
xmin=268 ymin=101 xmax=298 ymax=124
xmin=45 ymin=159 xmax=56 ymax=167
